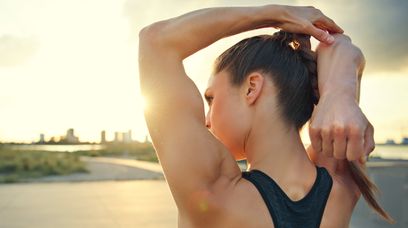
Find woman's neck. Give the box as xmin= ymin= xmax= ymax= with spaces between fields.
xmin=244 ymin=116 xmax=317 ymax=201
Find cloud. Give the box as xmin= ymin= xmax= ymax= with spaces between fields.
xmin=356 ymin=0 xmax=408 ymax=73
xmin=0 ymin=35 xmax=39 ymax=67
xmin=125 ymin=0 xmax=408 ymax=73
xmin=315 ymin=0 xmax=408 ymax=73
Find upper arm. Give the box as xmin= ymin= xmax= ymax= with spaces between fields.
xmin=138 ymin=24 xmax=238 ymax=214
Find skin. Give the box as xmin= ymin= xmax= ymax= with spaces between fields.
xmin=139 ymin=5 xmax=372 ymax=228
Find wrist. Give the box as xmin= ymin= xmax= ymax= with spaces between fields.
xmin=318 ymin=62 xmax=361 ymax=96
xmin=320 ymin=85 xmax=357 ymax=101
xmin=319 ymin=73 xmax=359 ymax=101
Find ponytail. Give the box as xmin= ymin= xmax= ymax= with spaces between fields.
xmin=348 ymin=162 xmax=395 ymax=223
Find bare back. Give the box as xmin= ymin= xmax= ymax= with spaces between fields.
xmin=177 ymin=154 xmax=360 ymax=228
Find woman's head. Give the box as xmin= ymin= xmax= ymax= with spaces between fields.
xmin=204 ymin=31 xmax=319 ymax=159
xmin=205 ymin=32 xmax=395 ymax=224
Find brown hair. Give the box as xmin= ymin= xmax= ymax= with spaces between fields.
xmin=214 ymin=31 xmax=394 ymax=223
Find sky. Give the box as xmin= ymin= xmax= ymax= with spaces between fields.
xmin=0 ymin=0 xmax=407 ymax=143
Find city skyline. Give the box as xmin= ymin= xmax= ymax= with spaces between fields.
xmin=0 ymin=127 xmax=406 ymax=145
xmin=0 ymin=0 xmax=407 ymax=144
xmin=0 ymin=128 xmax=150 ymax=144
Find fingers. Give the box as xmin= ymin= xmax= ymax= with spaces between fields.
xmin=309 ymin=124 xmax=322 ymax=154
xmin=307 ymin=25 xmax=335 ymax=44
xmin=346 ymin=126 xmax=365 ymax=161
xmin=361 ymin=122 xmax=375 ymax=164
xmin=316 ymin=16 xmax=344 ymax=34
xmin=307 ymin=8 xmax=343 ymax=44
xmin=321 ymin=128 xmax=334 ymax=157
xmin=310 ymin=7 xmax=343 ymax=33
xmin=307 ymin=140 xmax=337 ymax=173
xmin=333 ymin=126 xmax=347 ymax=159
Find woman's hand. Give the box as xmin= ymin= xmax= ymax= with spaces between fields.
xmin=309 ymin=34 xmax=374 ymax=164
xmin=309 ymin=93 xmax=375 ymax=163
xmin=271 ymin=5 xmax=344 ymax=44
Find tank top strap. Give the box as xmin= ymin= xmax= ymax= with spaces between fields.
xmin=241 ymin=166 xmax=333 ymax=228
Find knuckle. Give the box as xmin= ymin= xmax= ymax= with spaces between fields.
xmin=333 ymin=125 xmax=345 ymax=137
xmin=348 ymin=125 xmax=364 ymax=138
xmin=302 ymin=22 xmax=313 ymax=31
xmin=321 ymin=128 xmax=332 ymax=137
xmin=344 ymin=34 xmax=352 ymax=41
xmin=309 ymin=125 xmax=321 ymax=134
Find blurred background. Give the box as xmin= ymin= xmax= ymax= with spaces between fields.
xmin=0 ymin=0 xmax=407 ymax=227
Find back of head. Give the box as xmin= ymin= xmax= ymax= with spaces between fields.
xmin=214 ymin=31 xmax=319 ymax=131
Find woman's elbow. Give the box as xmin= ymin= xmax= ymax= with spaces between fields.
xmin=139 ymin=21 xmax=170 ymax=49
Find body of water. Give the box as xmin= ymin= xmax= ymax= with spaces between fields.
xmin=3 ymin=144 xmax=408 ymax=159
xmin=6 ymin=144 xmax=106 ymax=152
xmin=370 ymin=144 xmax=408 ymax=160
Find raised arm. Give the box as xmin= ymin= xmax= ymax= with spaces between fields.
xmin=140 ymin=5 xmax=342 ymax=60
xmin=308 ymin=34 xmax=373 ymax=164
xmin=307 ymin=35 xmax=396 ymax=224
xmin=138 ymin=5 xmax=343 ymax=222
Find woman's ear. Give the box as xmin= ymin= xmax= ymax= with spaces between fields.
xmin=244 ymin=72 xmax=264 ymax=105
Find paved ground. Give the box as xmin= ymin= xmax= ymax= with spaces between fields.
xmin=0 ymin=158 xmax=407 ymax=227
xmin=0 ymin=180 xmax=177 ymax=228
xmin=350 ymin=164 xmax=408 ymax=228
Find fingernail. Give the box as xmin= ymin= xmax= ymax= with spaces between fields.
xmin=326 ymin=36 xmax=334 ymax=43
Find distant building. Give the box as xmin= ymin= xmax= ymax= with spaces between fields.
xmin=112 ymin=130 xmax=133 ymax=143
xmin=385 ymin=139 xmax=396 ymax=145
xmin=114 ymin=131 xmax=122 ymax=142
xmin=402 ymin=137 xmax=408 ymax=145
xmin=100 ymin=130 xmax=106 ymax=144
xmin=123 ymin=130 xmax=132 ymax=143
xmin=64 ymin=128 xmax=79 ymax=144
xmin=39 ymin=134 xmax=45 ymax=144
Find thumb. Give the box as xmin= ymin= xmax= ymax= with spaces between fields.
xmin=360 ymin=122 xmax=375 ymax=165
xmin=358 ymin=154 xmax=368 ymax=165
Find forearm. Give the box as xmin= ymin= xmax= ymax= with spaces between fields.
xmin=139 ymin=5 xmax=282 ymax=59
xmin=319 ymin=65 xmax=361 ymax=103
xmin=316 ymin=35 xmax=365 ymax=103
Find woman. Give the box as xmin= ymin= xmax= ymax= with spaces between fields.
xmin=138 ymin=5 xmax=391 ymax=227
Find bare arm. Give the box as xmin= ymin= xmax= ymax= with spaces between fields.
xmin=309 ymin=34 xmax=374 ymax=164
xmin=140 ymin=5 xmax=342 ymax=60
xmin=138 ymin=5 xmax=343 ymax=222
xmin=305 ymin=36 xmax=366 ymax=226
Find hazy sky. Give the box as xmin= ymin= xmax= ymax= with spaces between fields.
xmin=0 ymin=0 xmax=407 ymax=143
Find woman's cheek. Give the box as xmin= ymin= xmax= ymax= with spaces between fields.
xmin=219 ymin=104 xmax=244 ymax=148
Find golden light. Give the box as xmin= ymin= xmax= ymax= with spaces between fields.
xmin=140 ymin=96 xmax=148 ymax=111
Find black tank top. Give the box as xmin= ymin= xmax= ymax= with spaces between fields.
xmin=241 ymin=166 xmax=333 ymax=228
